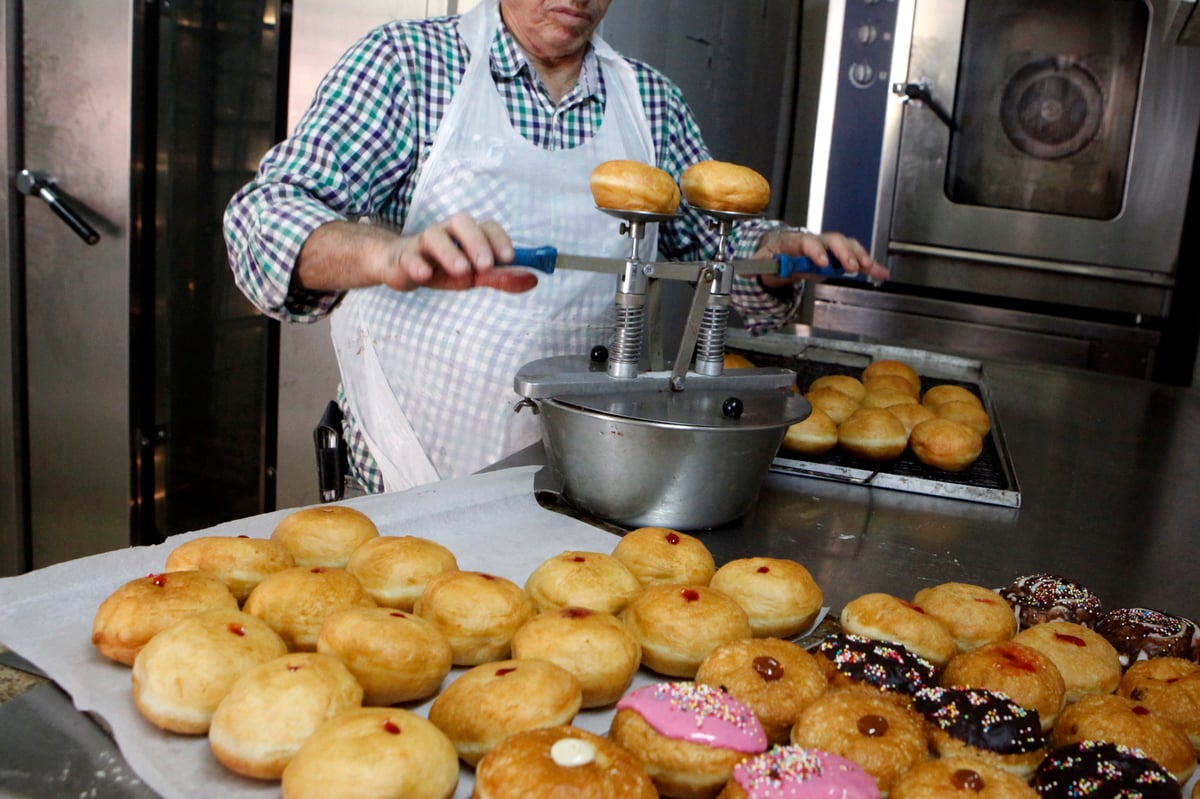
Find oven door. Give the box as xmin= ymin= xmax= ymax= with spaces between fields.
xmin=888 ymin=0 xmax=1200 ymax=279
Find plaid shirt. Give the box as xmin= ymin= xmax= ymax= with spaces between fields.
xmin=225 ymin=14 xmax=801 ymax=491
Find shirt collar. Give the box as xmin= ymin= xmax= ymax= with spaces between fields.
xmin=490 ymin=20 xmax=602 ymax=104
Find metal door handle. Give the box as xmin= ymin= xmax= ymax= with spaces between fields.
xmin=15 ymin=169 xmax=101 ymax=245
xmin=893 ymin=81 xmax=958 ymax=132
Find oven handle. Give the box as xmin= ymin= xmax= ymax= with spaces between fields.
xmin=893 ymin=82 xmax=957 ymax=132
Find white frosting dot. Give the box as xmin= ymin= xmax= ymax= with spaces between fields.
xmin=550 ymin=738 xmax=596 ymax=768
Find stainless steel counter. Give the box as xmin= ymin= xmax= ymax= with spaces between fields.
xmin=2 ymin=350 xmax=1198 ymax=796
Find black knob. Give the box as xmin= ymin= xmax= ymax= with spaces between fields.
xmin=590 ymin=345 xmax=609 ymax=363
xmin=722 ymin=397 xmax=744 ymax=419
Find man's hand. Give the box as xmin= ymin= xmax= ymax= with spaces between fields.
xmin=754 ymin=228 xmax=889 ymax=288
xmin=295 ymin=213 xmax=538 ymax=295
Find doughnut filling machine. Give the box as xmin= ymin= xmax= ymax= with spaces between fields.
xmin=511 ymin=205 xmax=838 ymax=530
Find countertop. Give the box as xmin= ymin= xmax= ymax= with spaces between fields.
xmin=1 ymin=336 xmax=1198 ymax=795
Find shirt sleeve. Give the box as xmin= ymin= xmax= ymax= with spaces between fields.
xmin=223 ymin=26 xmax=419 ymax=322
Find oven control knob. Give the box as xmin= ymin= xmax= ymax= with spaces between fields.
xmin=848 ymin=62 xmax=875 ymax=88
xmin=856 ymin=24 xmax=879 ymax=44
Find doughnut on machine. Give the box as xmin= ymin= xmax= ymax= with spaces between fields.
xmin=511 ymin=172 xmax=842 ymax=530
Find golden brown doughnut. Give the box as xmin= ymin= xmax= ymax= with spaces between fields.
xmin=908 ymin=418 xmax=983 ymax=472
xmin=862 ymin=374 xmax=920 ymax=399
xmin=510 ymin=607 xmax=641 ymax=709
xmin=1117 ymin=656 xmax=1200 ymax=749
xmin=808 ymin=374 xmax=868 ymax=403
xmin=209 ymin=652 xmax=364 ymax=780
xmin=941 ymin=641 xmax=1066 ymax=731
xmin=1012 ymin=621 xmax=1122 ymax=703
xmin=473 ymin=726 xmax=657 ymax=799
xmin=344 ymin=535 xmax=457 ymax=611
xmin=695 ymin=637 xmax=829 ymax=745
xmin=281 ymin=707 xmax=459 ymax=799
xmin=840 ymin=592 xmax=958 ymax=667
xmin=316 ymin=606 xmax=452 ymax=705
xmin=781 ymin=408 xmax=839 ymax=457
xmin=92 ymin=570 xmax=238 ymax=666
xmin=164 ymin=536 xmax=296 ymax=603
xmin=790 ymin=689 xmax=929 ymax=795
xmin=717 ymin=746 xmax=880 ymax=799
xmin=242 ymin=565 xmax=375 ymax=651
xmin=524 ymin=551 xmax=642 ymax=615
xmin=622 ymin=584 xmax=753 ymax=678
xmin=591 ymin=159 xmax=681 ymax=214
xmin=922 ymin=384 xmax=983 ymax=410
xmin=611 ymin=527 xmax=716 ymax=587
xmin=887 ymin=402 xmax=936 ymax=436
xmin=611 ymin=681 xmax=768 ymax=799
xmin=859 ymin=389 xmax=919 ymax=411
xmin=413 ymin=570 xmax=533 ymax=666
xmin=806 ymin=386 xmax=861 ymax=425
xmin=680 ymin=160 xmax=771 ymax=214
xmin=130 ymin=608 xmax=287 ymax=735
xmin=838 ymin=408 xmax=909 ymax=461
xmin=862 ymin=360 xmax=921 ymax=395
xmin=934 ymin=400 xmax=992 ymax=437
xmin=708 ymin=556 xmax=824 ymax=639
xmin=427 ymin=658 xmax=582 ymax=767
xmin=890 ymin=756 xmax=1039 ymax=799
xmin=270 ymin=505 xmax=379 ymax=568
xmin=911 ymin=582 xmax=1017 ymax=652
xmin=1052 ymin=692 xmax=1196 ymax=784
xmin=723 ymin=352 xmax=757 ymax=370
xmin=914 ymin=685 xmax=1049 ymax=780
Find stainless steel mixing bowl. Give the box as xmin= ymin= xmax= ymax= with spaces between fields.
xmin=536 ymin=388 xmax=809 ymax=530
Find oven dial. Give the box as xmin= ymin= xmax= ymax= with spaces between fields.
xmin=856 ymin=24 xmax=879 ymax=44
xmin=848 ymin=62 xmax=875 ymax=88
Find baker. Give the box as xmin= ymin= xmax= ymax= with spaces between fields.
xmin=224 ymin=0 xmax=888 ymax=494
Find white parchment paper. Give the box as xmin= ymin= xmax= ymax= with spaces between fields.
xmin=0 ymin=466 xmax=649 ymax=798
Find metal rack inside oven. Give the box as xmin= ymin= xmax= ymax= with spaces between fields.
xmin=727 ymin=331 xmax=1021 ymax=508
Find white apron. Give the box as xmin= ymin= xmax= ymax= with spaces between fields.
xmin=330 ymin=0 xmax=656 ymax=491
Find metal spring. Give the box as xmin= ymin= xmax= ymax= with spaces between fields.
xmin=610 ymin=303 xmax=645 ymax=365
xmin=695 ymin=305 xmax=730 ymax=363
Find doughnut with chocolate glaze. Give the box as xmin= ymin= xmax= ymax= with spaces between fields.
xmin=473 ymin=726 xmax=657 ymax=799
xmin=708 ymin=556 xmax=824 ymax=639
xmin=1117 ymin=657 xmax=1200 ymax=749
xmin=1012 ymin=621 xmax=1122 ymax=703
xmin=428 ymin=658 xmax=582 ymax=768
xmin=999 ymin=573 xmax=1104 ymax=630
xmin=717 ymin=746 xmax=881 ymax=799
xmin=1051 ymin=692 xmax=1196 ymax=784
xmin=612 ymin=527 xmax=716 ymax=587
xmin=890 ymin=756 xmax=1038 ymax=799
xmin=510 ymin=607 xmax=641 ymax=708
xmin=695 ymin=638 xmax=829 ymax=745
xmin=913 ymin=685 xmax=1048 ymax=780
xmin=610 ymin=681 xmax=768 ymax=799
xmin=1033 ymin=740 xmax=1182 ymax=799
xmin=813 ymin=633 xmax=938 ymax=705
xmin=789 ymin=689 xmax=929 ymax=795
xmin=1095 ymin=607 xmax=1200 ymax=667
xmin=940 ymin=641 xmax=1066 ymax=731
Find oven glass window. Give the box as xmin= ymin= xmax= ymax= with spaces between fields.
xmin=945 ymin=0 xmax=1148 ymax=220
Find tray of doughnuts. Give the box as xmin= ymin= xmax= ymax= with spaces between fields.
xmin=725 ymin=330 xmax=1022 ymax=508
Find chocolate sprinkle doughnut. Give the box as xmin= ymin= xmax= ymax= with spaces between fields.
xmin=1000 ymin=573 xmax=1103 ymax=630
xmin=912 ymin=685 xmax=1045 ymax=755
xmin=1095 ymin=607 xmax=1200 ymax=668
xmin=815 ymin=632 xmax=937 ymax=698
xmin=1033 ymin=740 xmax=1182 ymax=798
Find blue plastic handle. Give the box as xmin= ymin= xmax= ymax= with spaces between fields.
xmin=509 ymin=246 xmax=558 ymax=274
xmin=774 ymin=252 xmax=867 ymax=281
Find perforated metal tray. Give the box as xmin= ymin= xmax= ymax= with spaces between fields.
xmin=727 ymin=330 xmax=1021 ymax=508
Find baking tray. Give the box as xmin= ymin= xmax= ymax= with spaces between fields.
xmin=726 ymin=330 xmax=1021 ymax=508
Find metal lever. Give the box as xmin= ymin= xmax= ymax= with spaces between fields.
xmin=15 ymin=169 xmax=101 ymax=245
xmin=893 ymin=82 xmax=957 ymax=132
